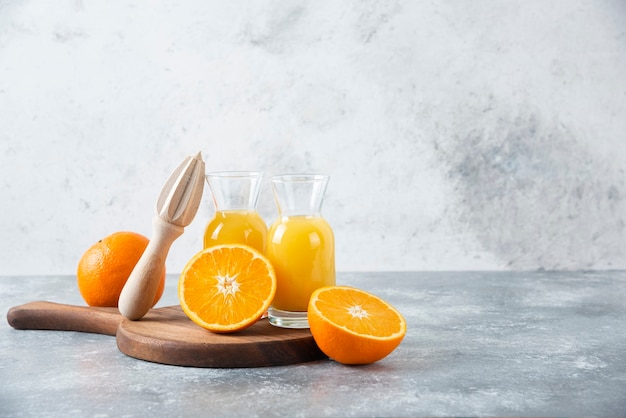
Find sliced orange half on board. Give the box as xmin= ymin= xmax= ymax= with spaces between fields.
xmin=178 ymin=244 xmax=277 ymax=333
xmin=308 ymin=286 xmax=406 ymax=364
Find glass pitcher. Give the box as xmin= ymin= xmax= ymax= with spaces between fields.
xmin=266 ymin=174 xmax=335 ymax=328
xmin=203 ymin=171 xmax=267 ymax=254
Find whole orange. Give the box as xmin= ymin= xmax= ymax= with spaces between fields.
xmin=77 ymin=231 xmax=165 ymax=308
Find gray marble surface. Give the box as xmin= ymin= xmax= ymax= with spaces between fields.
xmin=1 ymin=271 xmax=625 ymax=417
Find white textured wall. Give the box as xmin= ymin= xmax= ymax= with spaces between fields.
xmin=1 ymin=0 xmax=625 ymax=275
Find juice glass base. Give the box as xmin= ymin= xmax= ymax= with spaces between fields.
xmin=268 ymin=307 xmax=309 ymax=329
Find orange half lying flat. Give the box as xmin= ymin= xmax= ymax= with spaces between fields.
xmin=308 ymin=286 xmax=406 ymax=364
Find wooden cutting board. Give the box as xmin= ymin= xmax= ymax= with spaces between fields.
xmin=7 ymin=301 xmax=327 ymax=368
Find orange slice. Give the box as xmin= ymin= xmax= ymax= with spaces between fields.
xmin=178 ymin=244 xmax=277 ymax=333
xmin=308 ymin=286 xmax=406 ymax=364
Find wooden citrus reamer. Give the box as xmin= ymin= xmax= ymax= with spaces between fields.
xmin=119 ymin=152 xmax=205 ymax=320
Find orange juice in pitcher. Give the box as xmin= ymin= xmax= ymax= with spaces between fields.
xmin=267 ymin=216 xmax=334 ymax=311
xmin=203 ymin=172 xmax=267 ymax=253
xmin=266 ymin=174 xmax=335 ymax=328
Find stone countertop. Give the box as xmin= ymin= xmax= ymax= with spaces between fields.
xmin=1 ymin=271 xmax=625 ymax=417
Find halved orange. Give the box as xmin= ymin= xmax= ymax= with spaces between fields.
xmin=308 ymin=286 xmax=406 ymax=364
xmin=178 ymin=244 xmax=277 ymax=333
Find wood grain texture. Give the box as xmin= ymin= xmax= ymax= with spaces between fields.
xmin=7 ymin=301 xmax=121 ymax=335
xmin=7 ymin=301 xmax=327 ymax=368
xmin=117 ymin=305 xmax=327 ymax=367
